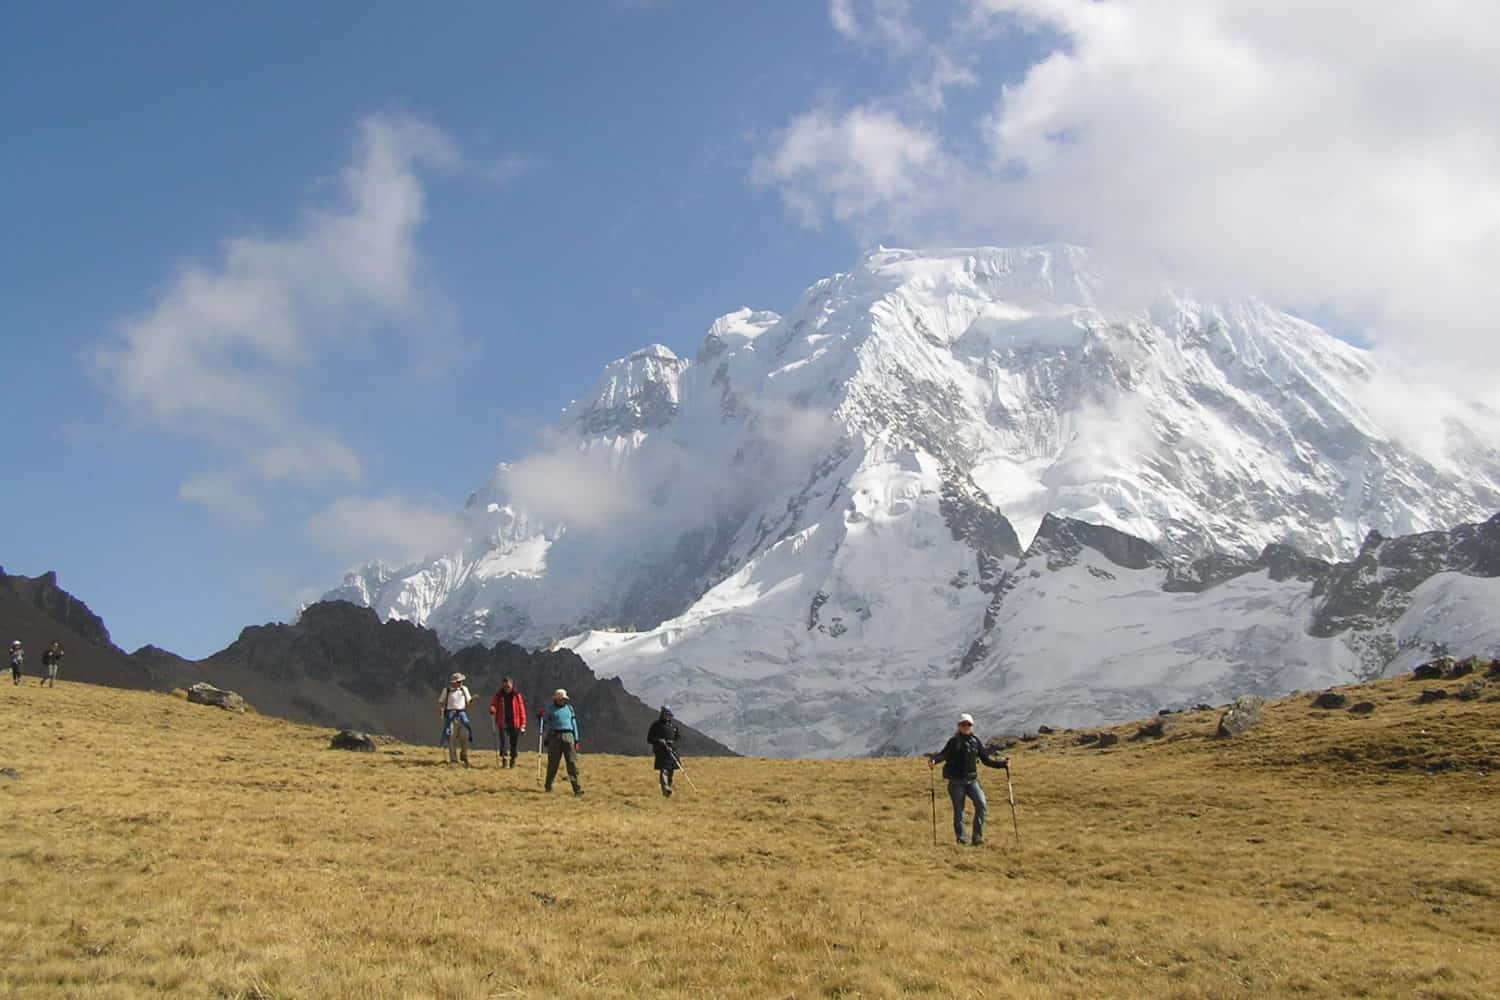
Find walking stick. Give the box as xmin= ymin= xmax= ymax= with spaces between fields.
xmin=535 ymin=719 xmax=545 ymax=787
xmin=929 ymin=765 xmax=938 ymax=846
xmin=1004 ymin=764 xmax=1020 ymax=844
xmin=665 ymin=746 xmax=700 ymax=794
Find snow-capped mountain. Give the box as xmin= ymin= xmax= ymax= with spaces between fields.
xmin=327 ymin=245 xmax=1500 ymax=754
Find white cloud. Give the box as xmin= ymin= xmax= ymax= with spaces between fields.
xmin=753 ymin=106 xmax=953 ymax=231
xmin=498 ymin=438 xmax=656 ymax=535
xmin=305 ymin=494 xmax=469 ymax=564
xmin=178 ymin=473 xmax=265 ymax=526
xmin=93 ymin=112 xmax=460 ymax=514
xmin=780 ymin=1 xmax=1500 ymax=399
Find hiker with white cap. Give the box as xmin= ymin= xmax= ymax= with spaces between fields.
xmin=538 ymin=688 xmax=583 ymax=796
xmin=9 ymin=640 xmax=22 ymax=686
xmin=439 ymin=672 xmax=477 ymax=766
xmin=924 ymin=713 xmax=1009 ymax=846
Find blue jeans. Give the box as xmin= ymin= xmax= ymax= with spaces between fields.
xmin=947 ymin=778 xmax=987 ymax=843
xmin=441 ymin=709 xmax=474 ymax=743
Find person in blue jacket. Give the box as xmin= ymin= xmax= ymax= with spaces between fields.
xmin=539 ymin=688 xmax=584 ymax=796
xmin=924 ymin=713 xmax=1009 ymax=846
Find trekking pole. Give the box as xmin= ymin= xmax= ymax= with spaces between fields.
xmin=929 ymin=765 xmax=937 ymax=846
xmin=665 ymin=747 xmax=700 ymax=794
xmin=535 ymin=718 xmax=544 ymax=787
xmin=1004 ymin=763 xmax=1020 ymax=844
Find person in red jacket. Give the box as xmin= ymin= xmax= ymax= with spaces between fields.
xmin=488 ymin=677 xmax=527 ymax=769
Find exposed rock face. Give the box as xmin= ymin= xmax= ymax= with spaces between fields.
xmin=186 ymin=682 xmax=246 ymax=713
xmin=330 ymin=730 xmax=377 ymax=752
xmin=1311 ymin=514 xmax=1500 ymax=638
xmin=1216 ymin=695 xmax=1266 ymax=737
xmin=1027 ymin=514 xmax=1171 ymax=574
xmin=0 ymin=568 xmax=165 ymax=691
xmin=0 ymin=568 xmax=114 ymax=647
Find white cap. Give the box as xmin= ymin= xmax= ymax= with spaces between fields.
xmin=554 ymin=688 xmax=569 ymax=700
xmin=450 ymin=672 xmax=465 ymax=683
xmin=958 ymin=713 xmax=975 ymax=726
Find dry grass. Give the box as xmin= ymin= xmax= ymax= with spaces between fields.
xmin=1 ymin=673 xmax=1497 ymax=999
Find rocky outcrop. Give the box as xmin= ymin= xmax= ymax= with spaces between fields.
xmin=1025 ymin=515 xmax=1172 ymax=573
xmin=1216 ymin=695 xmax=1266 ymax=737
xmin=186 ymin=682 xmax=246 ymax=713
xmin=330 ymin=730 xmax=378 ymax=752
xmin=1310 ymin=513 xmax=1500 ymax=638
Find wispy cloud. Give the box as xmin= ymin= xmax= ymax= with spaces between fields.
xmin=93 ymin=112 xmax=461 ymax=516
xmin=763 ymin=1 xmax=1500 ymax=400
xmin=305 ymin=494 xmax=470 ymax=565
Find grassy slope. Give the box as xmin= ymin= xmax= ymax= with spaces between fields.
xmin=1 ymin=673 xmax=1496 ymax=999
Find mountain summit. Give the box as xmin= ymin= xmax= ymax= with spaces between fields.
xmin=328 ymin=246 xmax=1500 ymax=754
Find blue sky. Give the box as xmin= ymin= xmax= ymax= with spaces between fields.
xmin=3 ymin=1 xmax=1494 ymax=657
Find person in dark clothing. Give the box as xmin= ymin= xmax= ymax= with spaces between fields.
xmin=41 ymin=641 xmax=63 ymax=688
xmin=488 ymin=677 xmax=527 ymax=768
xmin=646 ymin=706 xmax=683 ymax=797
xmin=924 ymin=713 xmax=1009 ymax=846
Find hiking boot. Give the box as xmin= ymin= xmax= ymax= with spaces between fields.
xmin=971 ymin=838 xmax=985 ymax=847
xmin=956 ymin=838 xmax=968 ymax=845
xmin=573 ymin=787 xmax=585 ymax=797
xmin=544 ymin=784 xmax=553 ymax=793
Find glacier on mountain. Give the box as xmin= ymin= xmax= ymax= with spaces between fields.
xmin=326 ymin=245 xmax=1500 ymax=755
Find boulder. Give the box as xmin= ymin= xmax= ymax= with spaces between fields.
xmin=1216 ymin=695 xmax=1266 ymax=738
xmin=1192 ymin=703 xmax=1214 ymax=712
xmin=186 ymin=682 xmax=246 ymax=713
xmin=1417 ymin=688 xmax=1449 ymax=704
xmin=330 ymin=730 xmax=378 ymax=752
xmin=1487 ymin=660 xmax=1500 ymax=679
xmin=1096 ymin=732 xmax=1121 ymax=748
xmin=1133 ymin=718 xmax=1168 ymax=740
xmin=1413 ymin=661 xmax=1446 ymax=680
xmin=1348 ymin=701 xmax=1377 ymax=716
xmin=1037 ymin=725 xmax=1056 ymax=735
xmin=1312 ymin=691 xmax=1348 ymax=710
xmin=0 ymin=767 xmax=19 ymax=781
xmin=1076 ymin=732 xmax=1101 ymax=746
xmin=1455 ymin=679 xmax=1487 ymax=702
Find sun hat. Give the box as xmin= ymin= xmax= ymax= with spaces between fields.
xmin=450 ymin=672 xmax=465 ymax=684
xmin=958 ymin=713 xmax=975 ymax=726
xmin=554 ymin=688 xmax=569 ymax=700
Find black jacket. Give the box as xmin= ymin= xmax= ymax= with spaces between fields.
xmin=647 ymin=718 xmax=682 ymax=770
xmin=928 ymin=733 xmax=1007 ymax=781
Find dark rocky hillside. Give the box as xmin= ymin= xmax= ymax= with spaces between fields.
xmin=0 ymin=568 xmax=159 ymax=690
xmin=190 ymin=601 xmax=735 ymax=755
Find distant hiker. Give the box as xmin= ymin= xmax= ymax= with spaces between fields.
xmin=439 ymin=672 xmax=477 ymax=766
xmin=539 ymin=688 xmax=583 ymax=796
xmin=41 ymin=641 xmax=63 ymax=688
xmin=924 ymin=713 xmax=1009 ymax=846
xmin=9 ymin=640 xmax=22 ymax=685
xmin=647 ymin=706 xmax=682 ymax=797
xmin=489 ymin=677 xmax=527 ymax=768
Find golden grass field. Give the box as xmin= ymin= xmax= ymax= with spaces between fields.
xmin=2 ymin=671 xmax=1497 ymax=999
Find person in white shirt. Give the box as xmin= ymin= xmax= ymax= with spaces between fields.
xmin=439 ymin=672 xmax=477 ymax=765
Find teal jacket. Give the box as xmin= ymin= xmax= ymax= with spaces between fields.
xmin=541 ymin=703 xmax=579 ymax=741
